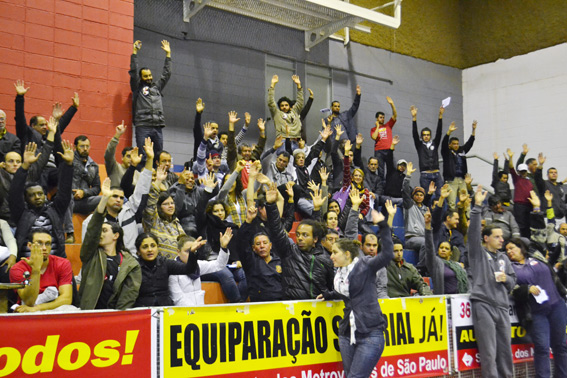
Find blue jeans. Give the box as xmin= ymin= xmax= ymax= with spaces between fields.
xmin=339 ymin=329 xmax=385 ymax=378
xmin=135 ymin=126 xmax=163 ymax=158
xmin=201 ymin=266 xmax=248 ymax=303
xmin=374 ymin=150 xmax=389 ymax=188
xmin=529 ymin=301 xmax=567 ymax=378
xmin=420 ymin=171 xmax=443 ymax=199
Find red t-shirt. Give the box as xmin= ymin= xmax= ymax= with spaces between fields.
xmin=240 ymin=161 xmax=253 ymax=189
xmin=10 ymin=255 xmax=73 ymax=296
xmin=371 ymin=118 xmax=396 ymax=151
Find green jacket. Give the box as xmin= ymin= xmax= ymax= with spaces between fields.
xmin=79 ymin=210 xmax=142 ymax=310
xmin=386 ymin=259 xmax=432 ymax=298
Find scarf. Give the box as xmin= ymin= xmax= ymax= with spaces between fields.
xmin=442 ymin=259 xmax=468 ymax=293
xmin=334 ymin=257 xmax=359 ymax=344
xmin=226 ymin=195 xmax=246 ymax=227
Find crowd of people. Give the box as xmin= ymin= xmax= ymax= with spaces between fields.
xmin=1 ymin=39 xmax=566 ymax=378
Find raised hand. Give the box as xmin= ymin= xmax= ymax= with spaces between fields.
xmin=506 ymin=148 xmax=514 ymax=159
xmin=474 ymin=185 xmax=487 ymax=206
xmin=22 ymin=242 xmax=43 ymax=273
xmin=235 ymin=159 xmax=246 ymax=173
xmin=23 ymin=142 xmax=40 ymax=167
xmin=440 ymin=184 xmax=452 ymax=199
xmin=46 ymin=115 xmax=58 ymax=135
xmin=195 ymin=98 xmax=205 ymax=113
xmin=424 ymin=209 xmax=432 ymax=227
xmin=144 ymin=137 xmax=154 ymax=162
xmin=406 ymin=161 xmax=416 ymax=176
xmin=349 ymin=187 xmax=363 ymax=209
xmin=428 ymin=181 xmax=437 ymax=195
xmin=371 ymin=210 xmax=385 ymax=224
xmin=320 ymin=125 xmax=332 ymax=141
xmin=244 ymin=112 xmax=251 ymax=125
xmin=228 ymin=111 xmax=240 ymax=124
xmin=319 ymin=166 xmax=329 ymax=183
xmin=291 ymin=74 xmax=301 ymax=87
xmin=464 ymin=173 xmax=473 ymax=186
xmin=219 ymin=228 xmax=233 ymax=249
xmin=458 ymin=189 xmax=469 ymax=204
xmin=190 ymin=236 xmax=207 ymax=252
xmin=133 ymin=40 xmax=142 ymax=53
xmin=334 ymin=125 xmax=344 ymax=138
xmin=545 ymin=189 xmax=553 ymax=203
xmin=249 ymin=160 xmax=260 ymax=179
xmin=266 ymin=182 xmax=278 ymax=204
xmin=356 ymin=85 xmax=361 ymax=95
xmin=246 ymin=206 xmax=258 ymax=223
xmin=386 ymin=96 xmax=394 ymax=105
xmin=439 ymin=106 xmax=445 ymax=117
xmin=101 ymin=177 xmax=112 ymax=197
xmin=273 ymin=135 xmax=284 ymax=150
xmin=286 ymin=181 xmax=295 ymax=199
xmin=355 ymin=133 xmax=364 ymax=146
xmin=472 ymin=120 xmax=478 ymax=131
xmin=538 ymin=152 xmax=546 ymax=166
xmin=306 ymin=180 xmax=319 ymax=194
xmin=202 ymin=171 xmax=217 ymax=189
xmin=257 ymin=118 xmax=265 ymax=133
xmin=271 ymin=74 xmax=279 ymax=87
xmin=115 ymin=121 xmax=127 ymax=137
xmin=310 ymin=185 xmax=325 ymax=211
xmin=527 ymin=190 xmax=541 ymax=208
xmin=448 ymin=122 xmax=457 ymax=134
xmin=522 ymin=143 xmax=529 ymax=155
xmin=385 ymin=199 xmax=397 ymax=218
xmin=344 ymin=140 xmax=352 ymax=153
xmin=52 ymin=102 xmax=63 ymax=120
xmin=410 ymin=105 xmax=418 ymax=118
xmin=72 ymin=92 xmax=79 ymax=108
xmin=203 ymin=122 xmax=214 ymax=140
xmin=14 ymin=80 xmax=29 ymax=96
xmin=58 ymin=139 xmax=74 ymax=165
xmin=391 ymin=135 xmax=400 ymax=146
xmin=130 ymin=147 xmax=142 ymax=167
xmin=161 ymin=40 xmax=171 ymax=56
xmin=493 ymin=152 xmax=499 ymax=160
xmin=308 ymin=88 xmax=314 ymax=98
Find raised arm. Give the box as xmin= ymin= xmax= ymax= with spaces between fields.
xmin=411 ymin=106 xmax=420 ymax=150
xmin=387 ymin=96 xmax=397 ymax=121
xmin=265 ymin=183 xmax=292 ymax=259
xmin=156 ymin=40 xmax=172 ymax=91
xmin=432 ymin=106 xmax=444 ymax=148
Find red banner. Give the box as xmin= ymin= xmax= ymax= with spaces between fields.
xmin=0 ymin=309 xmax=152 ymax=378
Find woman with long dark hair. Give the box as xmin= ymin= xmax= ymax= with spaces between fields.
xmin=318 ymin=211 xmax=394 ymax=378
xmin=506 ymin=237 xmax=567 ymax=378
xmin=424 ymin=210 xmax=468 ymax=294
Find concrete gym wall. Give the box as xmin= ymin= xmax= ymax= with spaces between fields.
xmin=463 ymin=43 xmax=567 ymax=191
xmin=134 ymin=1 xmax=463 ymax=174
xmin=0 ymin=0 xmax=134 ymax=163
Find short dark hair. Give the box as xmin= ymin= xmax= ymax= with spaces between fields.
xmin=375 ymin=111 xmax=385 ymax=119
xmin=449 ymin=137 xmax=459 ymax=144
xmin=219 ymin=131 xmax=228 ymax=139
xmin=138 ymin=67 xmax=151 ymax=79
xmin=121 ymin=146 xmax=134 ymax=157
xmin=498 ymin=171 xmax=508 ymax=179
xmin=368 ymin=157 xmax=378 ymax=165
xmin=238 ymin=143 xmax=251 ymax=154
xmin=28 ymin=228 xmax=51 ymax=243
xmin=30 ymin=116 xmax=41 ymax=127
xmin=392 ymin=235 xmax=404 ymax=248
xmin=74 ymin=135 xmax=89 ymax=146
xmin=155 ymin=150 xmax=171 ymax=164
xmin=488 ymin=195 xmax=501 ymax=207
xmin=361 ymin=233 xmax=377 ymax=245
xmin=482 ymin=224 xmax=501 ymax=239
xmin=325 ymin=228 xmax=340 ymax=237
xmin=506 ymin=238 xmax=529 ymax=259
xmin=548 ymin=167 xmax=557 ymax=174
xmin=297 ymin=219 xmax=325 ymax=244
xmin=526 ymin=158 xmax=536 ymax=165
xmin=421 ymin=127 xmax=432 ymax=135
xmin=331 ymin=100 xmax=340 ymax=107
xmin=252 ymin=232 xmax=271 ymax=247
xmin=277 ymin=150 xmax=290 ymax=159
xmin=104 ymin=221 xmax=126 ymax=253
xmin=444 ymin=209 xmax=458 ymax=221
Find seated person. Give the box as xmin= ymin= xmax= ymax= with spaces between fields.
xmin=0 ymin=219 xmax=18 ymax=283
xmin=10 ymin=138 xmax=74 ymax=259
xmin=9 ymin=229 xmax=74 ymax=312
xmin=79 ymin=178 xmax=142 ymax=310
xmin=386 ymin=236 xmax=433 ymax=298
xmin=168 ymin=234 xmax=224 ymax=306
xmin=482 ymin=195 xmax=520 ymax=241
xmin=104 ymin=121 xmax=134 ymax=187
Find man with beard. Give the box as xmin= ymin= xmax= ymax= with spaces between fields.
xmin=130 ymin=39 xmax=172 ymax=154
xmin=327 ymin=85 xmax=361 ymax=142
xmin=10 ymin=139 xmax=74 ymax=259
xmin=371 ymin=96 xmax=397 ymax=186
xmin=9 ymin=230 xmax=73 ymax=312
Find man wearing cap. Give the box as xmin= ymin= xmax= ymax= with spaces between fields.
xmin=403 ymin=162 xmax=431 ymax=271
xmin=371 ymin=96 xmax=397 ymax=187
xmin=441 ymin=120 xmax=476 ymax=208
xmin=509 ymin=151 xmax=536 ymax=237
xmin=411 ymin=105 xmax=444 ymax=198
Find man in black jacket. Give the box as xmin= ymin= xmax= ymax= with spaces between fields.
xmin=411 ymin=105 xmax=444 ymax=198
xmin=130 ymin=39 xmax=171 ymax=155
xmin=441 ymin=120 xmax=476 ymax=208
xmin=10 ymin=138 xmax=74 ymax=259
xmin=265 ymin=183 xmax=334 ymax=299
xmin=0 ymin=109 xmax=21 ymax=162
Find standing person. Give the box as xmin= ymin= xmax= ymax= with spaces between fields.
xmin=267 ymin=74 xmax=303 ymax=145
xmin=468 ymin=186 xmax=516 ymax=378
xmin=508 ymin=149 xmax=535 ymax=238
xmin=317 ymin=212 xmax=393 ymax=378
xmin=545 ymin=167 xmax=566 ymax=223
xmin=411 ymin=105 xmax=444 ymax=196
xmin=327 ymin=85 xmax=361 ymax=142
xmin=441 ymin=121 xmax=476 ymax=208
xmin=491 ymin=152 xmax=512 ymax=207
xmin=506 ymin=238 xmax=567 ymax=378
xmin=370 ymin=96 xmax=397 ymax=186
xmin=129 ymin=39 xmax=171 ymax=154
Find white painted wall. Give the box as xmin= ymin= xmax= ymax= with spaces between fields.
xmin=463 ymin=43 xmax=567 ymax=191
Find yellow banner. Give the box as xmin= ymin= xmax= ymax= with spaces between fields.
xmin=161 ymin=297 xmax=448 ymax=377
